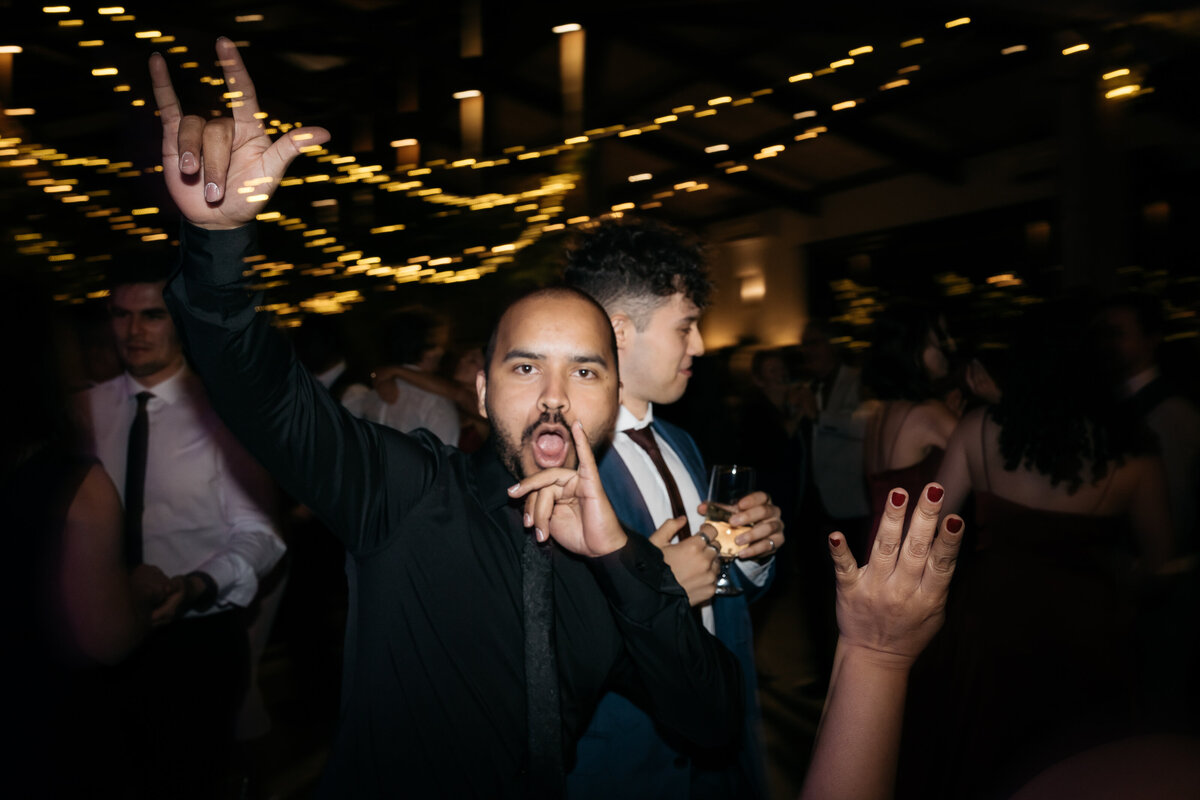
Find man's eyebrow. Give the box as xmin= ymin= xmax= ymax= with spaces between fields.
xmin=501 ymin=348 xmax=543 ymax=362
xmin=572 ymin=353 xmax=610 ymax=367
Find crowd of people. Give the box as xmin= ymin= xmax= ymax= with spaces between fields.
xmin=7 ymin=37 xmax=1200 ymax=800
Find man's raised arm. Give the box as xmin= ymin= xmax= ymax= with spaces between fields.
xmin=153 ymin=39 xmax=429 ymax=551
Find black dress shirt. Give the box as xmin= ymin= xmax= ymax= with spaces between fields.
xmin=164 ymin=222 xmax=742 ymax=798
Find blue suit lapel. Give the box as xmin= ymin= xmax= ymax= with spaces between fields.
xmin=598 ymin=446 xmax=657 ymax=538
xmin=650 ymin=418 xmax=707 ymax=497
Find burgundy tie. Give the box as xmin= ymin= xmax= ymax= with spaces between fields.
xmin=623 ymin=426 xmax=691 ymax=540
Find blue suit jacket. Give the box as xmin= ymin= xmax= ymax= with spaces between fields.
xmin=567 ymin=417 xmax=771 ymax=800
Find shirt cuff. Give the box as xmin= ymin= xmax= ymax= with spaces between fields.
xmin=193 ymin=550 xmax=261 ymax=609
xmin=177 ymin=220 xmax=258 ymax=287
xmin=734 ymin=556 xmax=772 ymax=586
xmin=587 ymin=532 xmax=687 ymax=627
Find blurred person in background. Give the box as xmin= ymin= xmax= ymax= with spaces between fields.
xmin=83 ymin=262 xmax=286 ymax=799
xmin=357 ymin=306 xmax=460 ymax=445
xmin=792 ymin=319 xmax=873 ymax=681
xmin=371 ymin=343 xmax=490 ymax=452
xmin=3 ymin=277 xmax=170 ymax=794
xmin=1097 ymin=291 xmax=1200 ymax=731
xmin=926 ymin=300 xmax=1174 ymax=798
xmin=293 ymin=313 xmax=372 ymax=414
xmin=1097 ymin=292 xmax=1200 ymax=559
xmin=860 ymin=302 xmax=960 ymax=556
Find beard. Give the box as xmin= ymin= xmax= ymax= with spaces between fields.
xmin=487 ymin=407 xmax=612 ymax=480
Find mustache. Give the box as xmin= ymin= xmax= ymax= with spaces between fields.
xmin=520 ymin=410 xmax=567 ymax=443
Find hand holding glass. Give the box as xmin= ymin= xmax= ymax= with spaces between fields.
xmin=704 ymin=465 xmax=756 ymax=597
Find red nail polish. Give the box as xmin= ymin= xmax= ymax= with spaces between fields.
xmin=890 ymin=491 xmax=905 ymax=507
xmin=829 ymin=534 xmax=842 ymax=548
xmin=927 ymin=485 xmax=944 ymax=503
xmin=946 ymin=517 xmax=963 ymax=533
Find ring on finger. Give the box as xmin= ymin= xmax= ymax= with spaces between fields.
xmin=697 ymin=531 xmax=711 ymax=547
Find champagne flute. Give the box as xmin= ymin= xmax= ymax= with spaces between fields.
xmin=703 ymin=465 xmax=756 ymax=597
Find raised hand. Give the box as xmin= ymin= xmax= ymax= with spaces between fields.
xmin=507 ymin=421 xmax=627 ymax=557
xmin=149 ymin=37 xmax=330 ymax=229
xmin=828 ymin=483 xmax=963 ymax=667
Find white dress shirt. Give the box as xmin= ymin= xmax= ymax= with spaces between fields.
xmin=84 ymin=365 xmax=285 ymax=614
xmin=358 ymin=368 xmax=460 ymax=446
xmin=614 ymin=404 xmax=770 ymax=634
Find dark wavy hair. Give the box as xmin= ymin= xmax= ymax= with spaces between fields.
xmin=862 ymin=301 xmax=945 ymax=402
xmin=563 ymin=217 xmax=712 ymax=328
xmin=991 ymin=300 xmax=1146 ymax=492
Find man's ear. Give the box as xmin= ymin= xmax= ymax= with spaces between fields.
xmin=611 ymin=313 xmax=633 ymax=351
xmin=475 ymin=370 xmax=488 ymax=419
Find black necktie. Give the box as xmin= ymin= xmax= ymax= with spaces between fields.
xmin=123 ymin=391 xmax=153 ymax=566
xmin=624 ymin=426 xmax=691 ymax=539
xmin=513 ymin=505 xmax=563 ymax=797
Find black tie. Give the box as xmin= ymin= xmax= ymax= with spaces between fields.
xmin=623 ymin=426 xmax=691 ymax=539
xmin=514 ymin=505 xmax=563 ymax=797
xmin=123 ymin=391 xmax=153 ymax=566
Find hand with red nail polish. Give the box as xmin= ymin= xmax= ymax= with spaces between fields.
xmin=828 ymin=481 xmax=963 ymax=664
xmin=805 ymin=490 xmax=965 ymax=800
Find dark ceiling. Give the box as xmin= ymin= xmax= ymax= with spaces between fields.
xmin=2 ymin=1 xmax=1197 ymax=314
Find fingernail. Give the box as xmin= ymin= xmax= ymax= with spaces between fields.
xmin=204 ymin=182 xmax=220 ymax=203
xmin=523 ymin=512 xmax=532 ymax=527
xmin=927 ymin=485 xmax=944 ymax=503
xmin=535 ymin=528 xmax=544 ymax=542
xmin=890 ymin=491 xmax=905 ymax=507
xmin=180 ymin=151 xmax=196 ymax=171
xmin=735 ymin=535 xmax=747 ymax=545
xmin=507 ymin=483 xmax=519 ymax=494
xmin=829 ymin=533 xmax=842 ymax=548
xmin=946 ymin=517 xmax=963 ymax=534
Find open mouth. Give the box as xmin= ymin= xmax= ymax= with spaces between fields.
xmin=529 ymin=422 xmax=571 ymax=469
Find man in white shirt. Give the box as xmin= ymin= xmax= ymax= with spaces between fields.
xmin=564 ymin=218 xmax=784 ymax=800
xmin=357 ymin=306 xmax=460 ymax=445
xmin=83 ymin=269 xmax=285 ymax=798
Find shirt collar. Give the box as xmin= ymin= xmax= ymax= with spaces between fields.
xmin=617 ymin=403 xmax=654 ymax=433
xmin=123 ymin=362 xmax=189 ymax=405
xmin=314 ymin=360 xmax=346 ymax=389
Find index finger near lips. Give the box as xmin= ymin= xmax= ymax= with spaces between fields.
xmin=568 ymin=420 xmax=599 ymax=477
xmin=215 ymin=37 xmax=264 ymax=122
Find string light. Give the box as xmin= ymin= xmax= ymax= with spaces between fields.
xmin=7 ymin=10 xmax=1134 ymax=307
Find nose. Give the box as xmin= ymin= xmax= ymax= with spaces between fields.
xmin=539 ymin=369 xmax=569 ymax=414
xmin=688 ymin=325 xmax=705 ymax=357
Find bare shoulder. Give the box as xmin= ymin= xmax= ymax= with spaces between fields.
xmin=1117 ymin=453 xmax=1167 ymax=483
xmin=913 ymin=399 xmax=959 ymax=438
xmin=67 ymin=464 xmax=121 ymax=523
xmin=942 ymin=406 xmax=988 ymax=457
